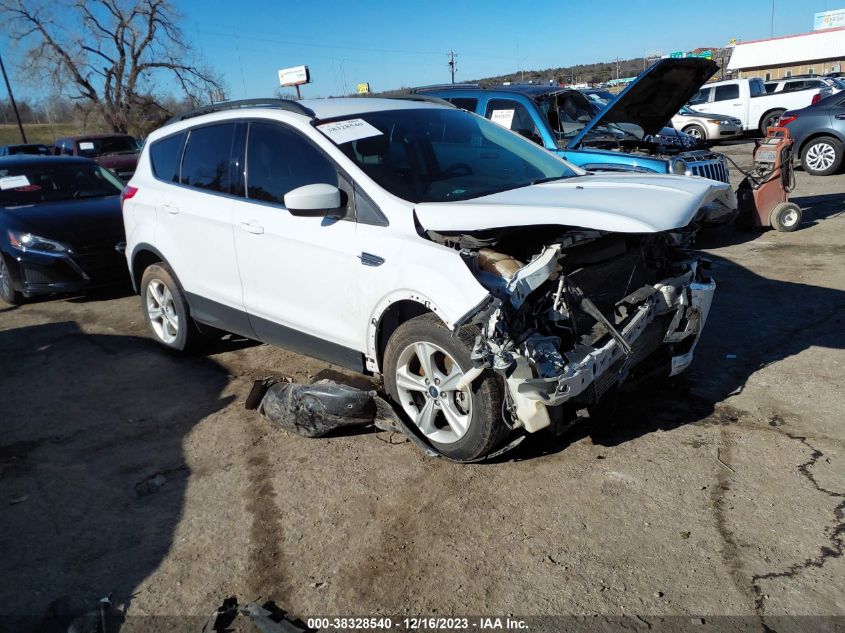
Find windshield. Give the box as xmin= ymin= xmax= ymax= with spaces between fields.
xmin=535 ymin=91 xmax=643 ymax=143
xmin=77 ymin=136 xmax=139 ymax=157
xmin=320 ymin=108 xmax=579 ymax=203
xmin=0 ymin=163 xmax=123 ymax=206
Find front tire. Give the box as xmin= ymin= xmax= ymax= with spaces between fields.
xmin=0 ymin=254 xmax=23 ymax=306
xmin=800 ymin=136 xmax=843 ymax=176
xmin=682 ymin=124 xmax=706 ymax=143
xmin=383 ymin=314 xmax=508 ymax=460
xmin=140 ymin=263 xmax=201 ymax=353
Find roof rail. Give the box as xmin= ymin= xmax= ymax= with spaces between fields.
xmin=411 ymin=83 xmax=481 ymax=92
xmin=383 ymin=94 xmax=456 ymax=108
xmin=165 ymin=98 xmax=315 ymax=125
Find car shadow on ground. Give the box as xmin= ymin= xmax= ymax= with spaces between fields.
xmin=694 ymin=192 xmax=845 ymax=250
xmin=0 ymin=321 xmax=233 ymax=631
xmin=509 ymin=251 xmax=845 ymax=460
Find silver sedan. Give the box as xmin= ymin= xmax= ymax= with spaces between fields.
xmin=671 ymin=106 xmax=743 ymax=143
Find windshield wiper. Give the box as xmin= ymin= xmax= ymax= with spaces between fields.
xmin=529 ymin=175 xmax=570 ymax=185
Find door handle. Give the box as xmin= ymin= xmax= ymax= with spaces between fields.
xmin=835 ymin=114 xmax=845 ymax=119
xmin=240 ymin=221 xmax=264 ymax=235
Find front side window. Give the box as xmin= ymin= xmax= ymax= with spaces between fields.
xmin=245 ymin=122 xmax=337 ymax=205
xmin=484 ymin=98 xmax=541 ymax=141
xmin=320 ymin=107 xmax=578 ymax=203
xmin=713 ymin=85 xmax=739 ymax=101
xmin=180 ymin=123 xmax=235 ymax=193
xmin=535 ymin=92 xmax=596 ymax=142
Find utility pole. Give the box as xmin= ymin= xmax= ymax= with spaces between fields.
xmin=448 ymin=51 xmax=457 ymax=84
xmin=615 ymin=57 xmax=621 ymax=80
xmin=0 ymin=49 xmax=26 ymax=143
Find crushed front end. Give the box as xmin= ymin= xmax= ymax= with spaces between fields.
xmin=441 ymin=226 xmax=715 ymax=433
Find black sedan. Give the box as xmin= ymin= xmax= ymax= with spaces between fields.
xmin=780 ymin=91 xmax=845 ymax=176
xmin=0 ymin=155 xmax=129 ymax=305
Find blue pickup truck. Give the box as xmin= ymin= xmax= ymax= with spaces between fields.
xmin=417 ymin=58 xmax=732 ymax=188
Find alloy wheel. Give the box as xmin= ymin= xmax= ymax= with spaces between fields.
xmin=805 ymin=142 xmax=836 ymax=172
xmin=394 ymin=341 xmax=472 ymax=444
xmin=685 ymin=127 xmax=703 ymax=140
xmin=146 ymin=279 xmax=179 ymax=344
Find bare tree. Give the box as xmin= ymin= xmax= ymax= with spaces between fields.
xmin=0 ymin=0 xmax=225 ymax=133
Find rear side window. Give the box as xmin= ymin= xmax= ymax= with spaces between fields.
xmin=180 ymin=123 xmax=235 ymax=192
xmin=245 ymin=122 xmax=337 ymax=205
xmin=446 ymin=97 xmax=478 ymax=112
xmin=714 ymin=85 xmax=739 ymax=101
xmin=749 ymin=79 xmax=765 ymax=97
xmin=149 ymin=132 xmax=184 ymax=182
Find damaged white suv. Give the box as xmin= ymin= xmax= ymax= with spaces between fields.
xmin=123 ymin=97 xmax=722 ymax=460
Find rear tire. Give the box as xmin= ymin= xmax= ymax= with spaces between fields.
xmin=383 ymin=313 xmax=508 ymax=460
xmin=770 ymin=202 xmax=802 ymax=232
xmin=759 ymin=110 xmax=785 ymax=135
xmin=800 ymin=136 xmax=843 ymax=176
xmin=0 ymin=254 xmax=23 ymax=306
xmin=139 ymin=263 xmax=201 ymax=353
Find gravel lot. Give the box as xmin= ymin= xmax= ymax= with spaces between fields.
xmin=1 ymin=138 xmax=843 ymax=629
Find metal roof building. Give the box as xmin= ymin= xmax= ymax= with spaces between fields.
xmin=727 ymin=27 xmax=845 ymax=78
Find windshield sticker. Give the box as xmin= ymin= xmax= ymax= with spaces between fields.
xmin=0 ymin=175 xmax=31 ymax=190
xmin=78 ymin=141 xmax=95 ymax=150
xmin=317 ymin=119 xmax=383 ymax=145
xmin=490 ymin=109 xmax=515 ymax=129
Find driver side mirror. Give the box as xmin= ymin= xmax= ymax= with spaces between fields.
xmin=284 ymin=184 xmax=345 ymax=218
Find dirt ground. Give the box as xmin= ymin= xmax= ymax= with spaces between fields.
xmin=1 ymin=139 xmax=843 ymax=630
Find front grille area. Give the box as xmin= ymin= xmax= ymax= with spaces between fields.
xmin=683 ymin=151 xmax=730 ymax=184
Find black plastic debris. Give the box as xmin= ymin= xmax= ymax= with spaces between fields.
xmin=258 ymin=379 xmax=376 ymax=438
xmin=247 ymin=378 xmax=527 ymax=462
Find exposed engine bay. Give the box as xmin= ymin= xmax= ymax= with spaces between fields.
xmin=428 ymin=224 xmax=715 ymax=433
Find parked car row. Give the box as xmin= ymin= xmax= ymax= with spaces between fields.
xmin=0 ymin=133 xmax=141 ymax=181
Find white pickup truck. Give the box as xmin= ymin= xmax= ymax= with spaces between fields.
xmin=688 ymin=77 xmax=830 ymax=134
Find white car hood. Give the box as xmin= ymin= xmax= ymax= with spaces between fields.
xmin=414 ymin=173 xmax=731 ymax=234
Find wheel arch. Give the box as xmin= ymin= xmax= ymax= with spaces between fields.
xmin=367 ymin=295 xmax=452 ymax=374
xmin=130 ymin=243 xmax=176 ymax=294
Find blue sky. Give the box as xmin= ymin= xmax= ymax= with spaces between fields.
xmin=2 ymin=0 xmax=841 ymax=101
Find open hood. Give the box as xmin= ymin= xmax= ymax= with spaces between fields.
xmin=569 ymin=58 xmax=718 ymax=148
xmin=414 ymin=173 xmax=730 ymax=234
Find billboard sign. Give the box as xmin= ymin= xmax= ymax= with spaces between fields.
xmin=814 ymin=8 xmax=845 ymax=30
xmin=278 ymin=65 xmax=310 ymax=87
xmin=356 ymin=82 xmax=370 ymax=94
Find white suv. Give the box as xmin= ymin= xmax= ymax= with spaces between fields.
xmin=123 ymin=97 xmax=724 ymax=460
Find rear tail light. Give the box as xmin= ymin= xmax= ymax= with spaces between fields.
xmin=778 ymin=115 xmax=798 ymax=126
xmin=811 ymin=92 xmax=823 ymax=105
xmin=120 ymin=185 xmax=138 ymax=210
